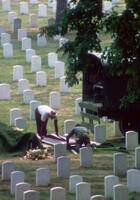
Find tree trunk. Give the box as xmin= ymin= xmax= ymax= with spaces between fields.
xmin=56 ymin=0 xmax=67 ymax=23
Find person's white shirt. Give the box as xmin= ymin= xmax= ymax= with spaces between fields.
xmin=38 ymin=105 xmax=56 ymax=121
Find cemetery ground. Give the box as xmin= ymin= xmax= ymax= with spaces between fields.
xmin=0 ymin=0 xmax=139 ymax=199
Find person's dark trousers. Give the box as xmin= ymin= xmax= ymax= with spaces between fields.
xmin=35 ymin=108 xmax=41 ymax=136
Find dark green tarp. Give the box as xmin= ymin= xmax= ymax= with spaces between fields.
xmin=0 ymin=122 xmax=42 ymax=153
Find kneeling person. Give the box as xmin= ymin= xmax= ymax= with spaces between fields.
xmin=66 ymin=125 xmax=90 ymax=149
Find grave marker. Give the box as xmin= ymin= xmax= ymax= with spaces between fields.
xmin=3 ymin=43 xmax=13 ymax=58
xmin=49 ymin=91 xmax=61 ymax=109
xmin=11 ymin=171 xmax=24 ymax=195
xmin=80 ymin=147 xmax=93 ymax=168
xmin=15 ymin=117 xmax=27 ymax=129
xmin=0 ymin=83 xmax=10 ymax=100
xmin=2 ymin=161 xmax=15 ymax=180
xmin=36 ymin=168 xmax=50 ymax=186
xmin=30 ymin=100 xmax=41 ymax=120
xmin=13 ymin=65 xmax=23 ymax=81
xmin=76 ymin=182 xmax=91 ymax=200
xmin=10 ymin=108 xmax=22 ymax=126
xmin=23 ymin=89 xmax=34 ymax=104
xmin=18 ymin=79 xmax=29 ymax=95
xmin=57 ymin=156 xmax=70 ymax=178
xmin=50 ymin=187 xmax=65 ymax=200
xmin=26 ymin=49 xmax=35 ymax=63
xmin=31 ymin=55 xmax=41 ymax=73
xmin=69 ymin=175 xmax=83 ymax=193
xmin=15 ymin=182 xmax=31 ymax=200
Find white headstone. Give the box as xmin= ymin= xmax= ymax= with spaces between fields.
xmin=11 ymin=171 xmax=24 ymax=195
xmin=127 ymin=169 xmax=140 ymax=193
xmin=30 ymin=0 xmax=38 ymax=4
xmin=13 ymin=65 xmax=23 ymax=81
xmin=94 ymin=124 xmax=106 ymax=143
xmin=113 ymin=121 xmax=122 ymax=136
xmin=48 ymin=52 xmax=58 ymax=68
xmin=10 ymin=108 xmax=22 ymax=126
xmin=29 ymin=14 xmax=38 ymax=27
xmin=18 ymin=79 xmax=29 ymax=95
xmin=90 ymin=195 xmax=105 ymax=200
xmin=38 ymin=4 xmax=47 ymax=17
xmin=53 ymin=34 xmax=61 ymax=41
xmin=8 ymin=11 xmax=17 ymax=24
xmin=57 ymin=156 xmax=70 ymax=178
xmin=36 ymin=168 xmax=50 ymax=186
xmin=23 ymin=190 xmax=40 ymax=200
xmin=26 ymin=49 xmax=35 ymax=63
xmin=1 ymin=33 xmax=11 ymax=47
xmin=104 ymin=175 xmax=119 ymax=198
xmin=31 ymin=55 xmax=41 ymax=73
xmin=125 ymin=131 xmax=138 ymax=150
xmin=22 ymin=37 xmax=31 ymax=51
xmin=113 ymin=184 xmax=128 ymax=200
xmin=60 ymin=76 xmax=71 ymax=93
xmin=0 ymin=83 xmax=10 ymax=100
xmin=64 ymin=119 xmax=76 ymax=134
xmin=80 ymin=147 xmax=93 ymax=168
xmin=54 ymin=143 xmax=66 ymax=161
xmin=23 ymin=89 xmax=34 ymax=104
xmin=49 ymin=91 xmax=61 ymax=110
xmin=113 ymin=152 xmax=127 ymax=176
xmin=52 ymin=1 xmax=56 ymax=14
xmin=2 ymin=0 xmax=11 ymax=12
xmin=37 ymin=34 xmax=47 ymax=47
xmin=48 ymin=0 xmax=53 ymax=8
xmin=112 ymin=0 xmax=119 ymax=4
xmin=135 ymin=147 xmax=140 ymax=169
xmin=76 ymin=182 xmax=91 ymax=200
xmin=50 ymin=187 xmax=65 ymax=200
xmin=2 ymin=161 xmax=15 ymax=180
xmin=18 ymin=29 xmax=27 ymax=41
xmin=55 ymin=61 xmax=65 ymax=79
xmin=103 ymin=1 xmax=112 ymax=13
xmin=36 ymin=71 xmax=47 ymax=87
xmin=15 ymin=182 xmax=31 ymax=200
xmin=75 ymin=97 xmax=82 ymax=116
xmin=3 ymin=43 xmax=13 ymax=58
xmin=59 ymin=37 xmax=68 ymax=48
xmin=0 ymin=26 xmax=5 ymax=37
xmin=30 ymin=100 xmax=41 ymax=120
xmin=15 ymin=117 xmax=26 ymax=129
xmin=20 ymin=2 xmax=28 ymax=15
xmin=69 ymin=175 xmax=83 ymax=193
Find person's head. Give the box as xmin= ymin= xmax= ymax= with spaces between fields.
xmin=49 ymin=110 xmax=57 ymax=119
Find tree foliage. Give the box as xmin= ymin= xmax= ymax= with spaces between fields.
xmin=102 ymin=0 xmax=140 ymax=107
xmin=40 ymin=0 xmax=140 ymax=108
xmin=40 ymin=0 xmax=103 ymax=86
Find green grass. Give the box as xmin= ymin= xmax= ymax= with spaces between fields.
xmin=1 ymin=0 xmax=140 ymax=199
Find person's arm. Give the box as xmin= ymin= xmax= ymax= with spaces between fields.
xmin=66 ymin=131 xmax=74 ymax=149
xmin=41 ymin=121 xmax=47 ymax=138
xmin=54 ymin=118 xmax=58 ymax=135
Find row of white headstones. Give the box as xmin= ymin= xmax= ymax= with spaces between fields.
xmin=1 ymin=132 xmax=140 ymax=200
xmin=0 ymin=0 xmax=76 ymax=133
xmin=1 ymin=0 xmax=57 ymax=15
xmin=1 ymin=0 xmax=120 ymax=15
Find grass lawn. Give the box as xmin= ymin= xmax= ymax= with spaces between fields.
xmin=0 ymin=0 xmax=139 ymax=199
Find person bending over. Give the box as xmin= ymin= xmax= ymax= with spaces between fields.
xmin=66 ymin=125 xmax=90 ymax=150
xmin=35 ymin=105 xmax=58 ymax=138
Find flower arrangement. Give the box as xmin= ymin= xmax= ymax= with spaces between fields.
xmin=24 ymin=148 xmax=48 ymax=160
